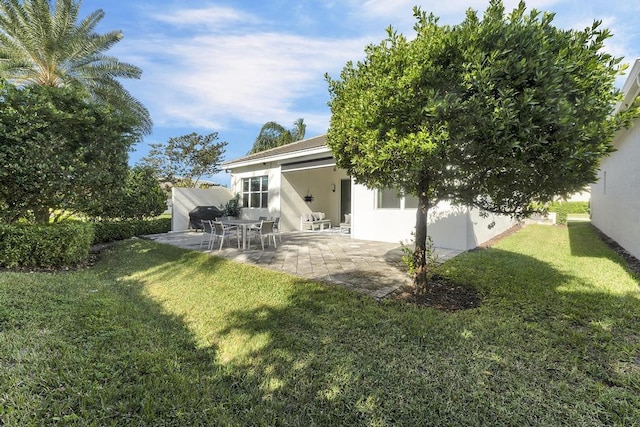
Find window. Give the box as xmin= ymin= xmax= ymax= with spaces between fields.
xmin=376 ymin=188 xmax=418 ymax=209
xmin=404 ymin=194 xmax=419 ymax=209
xmin=242 ymin=176 xmax=268 ymax=208
xmin=377 ymin=188 xmax=401 ymax=209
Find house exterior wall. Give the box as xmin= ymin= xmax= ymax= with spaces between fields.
xmin=222 ymin=136 xmax=517 ymax=250
xmin=351 ymin=184 xmax=517 ymax=250
xmin=591 ymin=119 xmax=640 ymax=260
xmin=467 ymin=208 xmax=519 ymax=248
xmin=228 ymin=164 xmax=282 ymax=221
xmin=171 ymin=187 xmax=233 ymax=231
xmin=280 ymin=167 xmax=348 ymax=231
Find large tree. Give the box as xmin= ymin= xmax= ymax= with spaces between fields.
xmin=247 ymin=118 xmax=306 ymax=154
xmin=0 ymin=83 xmax=140 ymax=223
xmin=326 ymin=0 xmax=638 ymax=293
xmin=140 ymin=132 xmax=227 ymax=187
xmin=0 ymin=0 xmax=151 ymax=134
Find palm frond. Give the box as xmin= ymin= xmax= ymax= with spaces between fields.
xmin=0 ymin=0 xmax=151 ymax=133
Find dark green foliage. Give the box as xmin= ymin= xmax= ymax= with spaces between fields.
xmin=219 ymin=194 xmax=242 ymax=218
xmin=101 ymin=166 xmax=167 ymax=220
xmin=92 ymin=218 xmax=171 ymax=244
xmin=140 ymin=132 xmax=227 ymax=187
xmin=548 ymin=201 xmax=590 ymax=224
xmin=0 ymin=222 xmax=94 ymax=268
xmin=0 ymin=0 xmax=151 ymax=134
xmin=247 ymin=118 xmax=306 ymax=154
xmin=0 ymin=83 xmax=140 ymax=223
xmin=326 ymin=0 xmax=638 ymax=292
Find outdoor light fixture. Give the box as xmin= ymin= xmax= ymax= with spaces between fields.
xmin=331 ymin=184 xmax=336 ymax=192
xmin=304 ymin=171 xmax=314 ymax=203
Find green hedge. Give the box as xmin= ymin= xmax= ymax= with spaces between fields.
xmin=548 ymin=201 xmax=590 ymax=225
xmin=92 ymin=218 xmax=171 ymax=244
xmin=0 ymin=218 xmax=171 ymax=269
xmin=0 ymin=222 xmax=94 ymax=268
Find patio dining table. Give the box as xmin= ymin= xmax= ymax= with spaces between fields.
xmin=219 ymin=219 xmax=262 ymax=250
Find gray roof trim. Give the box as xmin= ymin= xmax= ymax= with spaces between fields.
xmin=223 ymin=134 xmax=330 ymax=169
xmin=281 ymin=156 xmax=336 ymax=172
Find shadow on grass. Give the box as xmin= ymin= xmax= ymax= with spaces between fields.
xmin=6 ymin=237 xmax=639 ymax=425
xmin=211 ymin=245 xmax=640 ymax=425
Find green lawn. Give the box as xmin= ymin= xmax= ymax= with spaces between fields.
xmin=1 ymin=223 xmax=639 ymax=426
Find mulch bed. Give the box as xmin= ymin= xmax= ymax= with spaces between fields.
xmin=390 ymin=224 xmax=524 ymax=312
xmin=391 ymin=222 xmax=640 ymax=312
xmin=592 ymin=225 xmax=640 ymax=276
xmin=392 ymin=275 xmax=482 ymax=312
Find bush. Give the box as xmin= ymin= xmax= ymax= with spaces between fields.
xmin=219 ymin=194 xmax=241 ymax=218
xmin=92 ymin=218 xmax=171 ymax=244
xmin=0 ymin=222 xmax=94 ymax=268
xmin=98 ymin=166 xmax=167 ymax=220
xmin=548 ymin=201 xmax=590 ymax=225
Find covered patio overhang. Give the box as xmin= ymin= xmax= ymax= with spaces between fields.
xmin=279 ymin=157 xmax=350 ymax=232
xmin=222 ymin=135 xmax=352 ymax=233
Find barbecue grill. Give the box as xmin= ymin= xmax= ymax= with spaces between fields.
xmin=188 ymin=206 xmax=224 ymax=230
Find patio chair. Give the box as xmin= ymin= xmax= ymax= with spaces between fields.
xmin=272 ymin=217 xmax=282 ymax=242
xmin=199 ymin=220 xmax=216 ymax=249
xmin=251 ymin=220 xmax=277 ymax=250
xmin=211 ymin=221 xmax=240 ymax=251
xmin=247 ymin=216 xmax=268 ymax=240
xmin=340 ymin=214 xmax=351 ymax=234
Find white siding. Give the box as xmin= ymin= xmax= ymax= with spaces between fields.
xmin=229 ymin=164 xmax=282 ymax=221
xmin=351 ymin=184 xmax=517 ymax=250
xmin=591 ymin=120 xmax=640 ymax=260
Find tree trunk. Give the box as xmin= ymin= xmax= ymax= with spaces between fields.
xmin=32 ymin=206 xmax=50 ymax=224
xmin=413 ymin=191 xmax=430 ymax=295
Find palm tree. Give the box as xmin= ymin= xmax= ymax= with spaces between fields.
xmin=291 ymin=118 xmax=306 ymax=141
xmin=248 ymin=118 xmax=306 ymax=154
xmin=0 ymin=0 xmax=151 ymax=133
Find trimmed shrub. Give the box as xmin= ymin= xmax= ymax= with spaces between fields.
xmin=92 ymin=218 xmax=171 ymax=244
xmin=0 ymin=222 xmax=94 ymax=268
xmin=548 ymin=201 xmax=590 ymax=225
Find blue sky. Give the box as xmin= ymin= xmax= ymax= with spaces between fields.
xmin=85 ymin=0 xmax=640 ymax=186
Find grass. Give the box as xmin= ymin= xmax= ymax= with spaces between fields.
xmin=1 ymin=222 xmax=639 ymax=426
xmin=567 ymin=213 xmax=591 ymax=220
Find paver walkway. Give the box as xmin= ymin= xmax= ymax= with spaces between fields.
xmin=146 ymin=230 xmax=463 ymax=299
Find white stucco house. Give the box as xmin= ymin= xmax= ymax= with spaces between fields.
xmin=221 ymin=134 xmax=517 ymax=251
xmin=591 ymin=58 xmax=640 ymax=260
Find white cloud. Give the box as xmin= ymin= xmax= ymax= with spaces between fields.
xmin=119 ymin=0 xmax=637 ymax=138
xmin=130 ymin=29 xmax=367 ymax=131
xmin=357 ymin=0 xmax=566 ymax=27
xmin=150 ymin=5 xmax=259 ymax=29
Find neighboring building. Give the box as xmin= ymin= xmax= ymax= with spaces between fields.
xmin=591 ymin=58 xmax=640 ymax=259
xmin=221 ymin=135 xmax=517 ymax=251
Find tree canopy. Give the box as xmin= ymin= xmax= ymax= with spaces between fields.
xmin=0 ymin=83 xmax=141 ymax=223
xmin=101 ymin=166 xmax=167 ymax=220
xmin=247 ymin=118 xmax=306 ymax=154
xmin=326 ymin=0 xmax=638 ymax=293
xmin=140 ymin=132 xmax=228 ymax=187
xmin=0 ymin=0 xmax=151 ymax=134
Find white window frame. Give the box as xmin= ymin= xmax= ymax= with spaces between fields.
xmin=242 ymin=176 xmax=268 ymax=208
xmin=375 ymin=188 xmax=419 ymax=210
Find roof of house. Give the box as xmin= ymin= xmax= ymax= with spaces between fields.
xmin=223 ymin=134 xmax=329 ymax=169
xmin=615 ymin=58 xmax=640 ymax=114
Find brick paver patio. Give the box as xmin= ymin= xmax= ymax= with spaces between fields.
xmin=146 ymin=230 xmax=463 ymax=299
